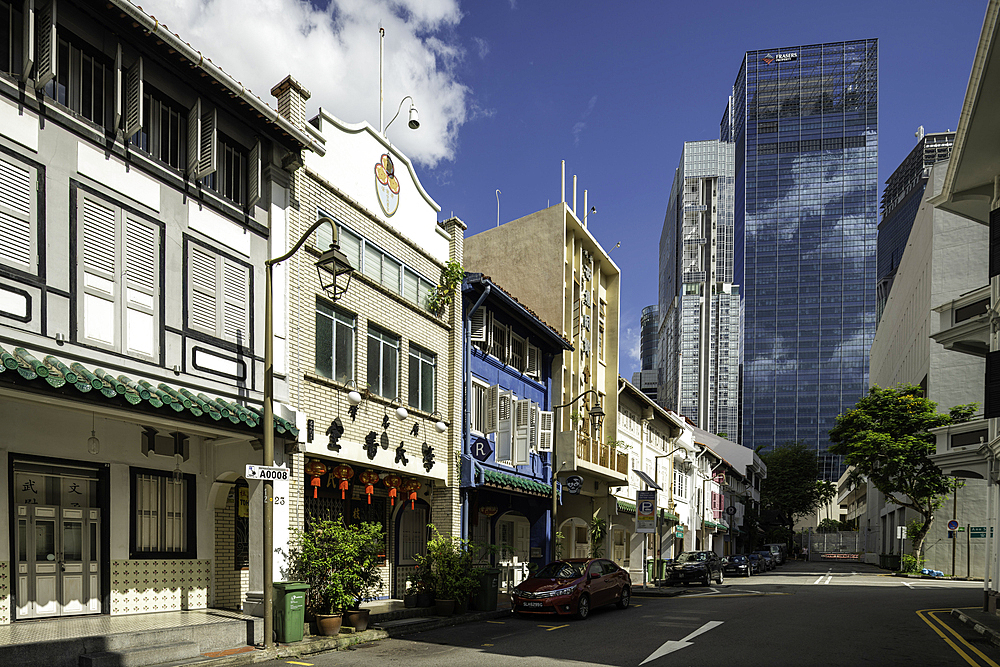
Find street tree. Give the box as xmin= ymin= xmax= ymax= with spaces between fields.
xmin=759 ymin=442 xmax=836 ymax=546
xmin=828 ymin=384 xmax=976 ymax=561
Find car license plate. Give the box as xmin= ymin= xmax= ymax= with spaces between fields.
xmin=522 ymin=602 xmax=543 ymax=608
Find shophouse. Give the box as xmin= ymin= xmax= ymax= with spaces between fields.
xmin=460 ymin=273 xmax=572 ymax=583
xmin=0 ymin=0 xmax=312 ymax=627
xmin=269 ymin=79 xmax=464 ymax=599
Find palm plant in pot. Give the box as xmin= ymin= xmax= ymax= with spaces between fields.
xmin=415 ymin=526 xmax=480 ymax=616
xmin=280 ymin=518 xmax=384 ymax=635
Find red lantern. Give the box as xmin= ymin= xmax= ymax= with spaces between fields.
xmin=403 ymin=478 xmax=421 ymax=510
xmin=359 ymin=470 xmax=380 ymax=504
xmin=384 ymin=473 xmax=403 ymax=506
xmin=332 ymin=464 xmax=354 ymax=500
xmin=304 ymin=460 xmax=327 ymax=499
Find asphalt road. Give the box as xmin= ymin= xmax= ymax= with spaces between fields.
xmin=263 ymin=560 xmax=1000 ymax=667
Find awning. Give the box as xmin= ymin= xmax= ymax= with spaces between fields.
xmin=617 ymin=499 xmax=636 ymax=514
xmin=481 ymin=468 xmax=551 ymax=496
xmin=0 ymin=344 xmax=297 ymax=437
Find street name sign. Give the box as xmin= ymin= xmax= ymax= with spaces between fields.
xmin=971 ymin=526 xmax=988 ymax=538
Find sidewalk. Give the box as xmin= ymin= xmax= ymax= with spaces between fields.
xmin=952 ymin=608 xmax=1000 ymax=649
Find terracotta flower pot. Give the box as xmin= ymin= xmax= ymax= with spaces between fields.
xmin=315 ymin=614 xmax=343 ymax=636
xmin=343 ymin=608 xmax=371 ymax=632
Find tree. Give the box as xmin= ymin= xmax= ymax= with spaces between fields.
xmin=760 ymin=442 xmax=836 ymax=545
xmin=828 ymin=384 xmax=976 ymax=561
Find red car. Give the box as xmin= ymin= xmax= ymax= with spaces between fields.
xmin=510 ymin=558 xmax=631 ymax=619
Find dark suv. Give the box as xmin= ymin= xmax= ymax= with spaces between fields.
xmin=664 ymin=551 xmax=724 ymax=586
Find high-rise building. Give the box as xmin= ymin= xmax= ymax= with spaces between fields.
xmin=632 ymin=304 xmax=659 ymax=401
xmin=876 ymin=131 xmax=954 ymax=323
xmin=723 ymin=40 xmax=879 ymax=480
xmin=658 ymin=140 xmax=740 ymax=439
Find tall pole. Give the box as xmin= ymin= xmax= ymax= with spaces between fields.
xmin=262 ymin=260 xmax=275 ymax=650
xmin=953 ymin=485 xmax=958 ymax=576
xmin=379 ymin=27 xmax=384 ymax=133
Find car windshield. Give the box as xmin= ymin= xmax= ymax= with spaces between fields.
xmin=727 ymin=555 xmax=747 ymax=563
xmin=534 ymin=561 xmax=585 ymax=579
xmin=677 ymin=552 xmax=707 ymax=563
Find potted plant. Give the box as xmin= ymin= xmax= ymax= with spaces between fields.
xmin=280 ymin=518 xmax=384 ymax=635
xmin=415 ymin=526 xmax=480 ymax=616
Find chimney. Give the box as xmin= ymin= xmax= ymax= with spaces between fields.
xmin=270 ymin=75 xmax=311 ymax=131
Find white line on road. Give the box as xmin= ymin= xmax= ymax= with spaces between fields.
xmin=812 ymin=569 xmax=833 ymax=585
xmin=639 ymin=621 xmax=724 ymax=665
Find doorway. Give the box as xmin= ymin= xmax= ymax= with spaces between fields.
xmin=13 ymin=463 xmax=102 ymax=619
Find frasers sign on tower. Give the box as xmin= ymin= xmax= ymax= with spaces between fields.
xmin=762 ymin=52 xmax=797 ymax=64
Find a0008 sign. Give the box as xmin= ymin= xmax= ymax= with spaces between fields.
xmin=245 ymin=465 xmax=289 ymax=481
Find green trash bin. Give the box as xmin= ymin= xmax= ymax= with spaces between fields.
xmin=471 ymin=569 xmax=501 ymax=611
xmin=273 ymin=581 xmax=309 ymax=643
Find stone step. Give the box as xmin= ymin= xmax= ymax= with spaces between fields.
xmin=80 ymin=641 xmax=202 ymax=667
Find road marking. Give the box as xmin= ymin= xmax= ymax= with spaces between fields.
xmin=486 ymin=620 xmax=506 ymax=624
xmin=287 ymin=662 xmax=313 ymax=666
xmin=538 ymin=624 xmax=569 ymax=631
xmin=812 ymin=569 xmax=833 ymax=585
xmin=639 ymin=621 xmax=724 ymax=665
xmin=916 ymin=607 xmax=999 ymax=667
xmin=482 ymin=643 xmax=494 ymax=647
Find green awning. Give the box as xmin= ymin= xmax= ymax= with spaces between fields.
xmin=617 ymin=499 xmax=636 ymax=514
xmin=481 ymin=468 xmax=551 ymax=496
xmin=0 ymin=344 xmax=297 ymax=437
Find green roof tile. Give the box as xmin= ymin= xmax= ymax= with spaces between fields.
xmin=481 ymin=468 xmax=551 ymax=496
xmin=0 ymin=344 xmax=296 ymax=438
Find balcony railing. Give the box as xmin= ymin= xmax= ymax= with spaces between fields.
xmin=576 ymin=433 xmax=629 ymax=475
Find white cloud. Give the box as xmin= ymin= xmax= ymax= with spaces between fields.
xmin=473 ymin=36 xmax=490 ymax=59
xmin=572 ymin=95 xmax=597 ymax=146
xmin=137 ymin=0 xmax=469 ymax=167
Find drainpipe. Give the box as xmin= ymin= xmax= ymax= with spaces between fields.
xmin=463 ymin=282 xmax=491 ymax=540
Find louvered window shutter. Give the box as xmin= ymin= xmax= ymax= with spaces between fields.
xmin=0 ymin=156 xmax=35 ymax=271
xmin=484 ymin=384 xmax=500 ymax=434
xmin=189 ymin=246 xmax=217 ymax=335
xmin=526 ymin=344 xmax=540 ymax=378
xmin=34 ymin=0 xmax=55 ymax=89
xmin=247 ymin=139 xmax=261 ymax=208
xmin=123 ymin=56 xmax=144 ymax=138
xmin=538 ymin=410 xmax=554 ymax=452
xmin=513 ymin=399 xmax=531 ymax=466
xmin=81 ymin=197 xmax=118 ymax=346
xmin=199 ymin=107 xmax=217 ymax=178
xmin=222 ymin=257 xmax=249 ymax=345
xmin=21 ymin=0 xmax=34 ymax=82
xmin=529 ymin=402 xmax=539 ymax=450
xmin=114 ymin=44 xmax=122 ymax=131
xmin=470 ymin=308 xmax=487 ymax=342
xmin=123 ymin=216 xmax=157 ymax=358
xmin=187 ymin=99 xmax=201 ymax=178
xmin=496 ymin=390 xmax=513 ymax=463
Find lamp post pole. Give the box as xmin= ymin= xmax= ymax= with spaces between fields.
xmin=550 ymin=390 xmax=604 ymax=562
xmin=262 ymin=216 xmax=351 ymax=650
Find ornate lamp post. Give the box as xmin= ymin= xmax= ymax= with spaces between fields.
xmin=262 ymin=216 xmax=352 ymax=649
xmin=549 ymin=390 xmax=605 ymax=561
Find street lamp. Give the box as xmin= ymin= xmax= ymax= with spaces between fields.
xmin=550 ymin=390 xmax=604 ymax=561
xmin=654 ymin=446 xmax=688 ymax=564
xmin=262 ymin=216 xmax=352 ymax=649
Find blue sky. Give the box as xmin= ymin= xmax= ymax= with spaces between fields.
xmin=141 ymin=0 xmax=987 ymax=379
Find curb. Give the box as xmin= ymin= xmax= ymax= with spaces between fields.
xmin=952 ymin=609 xmax=1000 ymax=650
xmin=379 ymin=608 xmax=513 ymax=638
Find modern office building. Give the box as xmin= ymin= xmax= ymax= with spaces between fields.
xmin=658 ymin=140 xmax=740 ymax=440
xmin=723 ymin=40 xmax=879 ymax=480
xmin=876 ymin=131 xmax=954 ymax=323
xmin=632 ymin=304 xmax=659 ymax=401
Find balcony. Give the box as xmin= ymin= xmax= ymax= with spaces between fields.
xmin=554 ymin=430 xmax=628 ymax=487
xmin=931 ymin=284 xmax=990 ymax=357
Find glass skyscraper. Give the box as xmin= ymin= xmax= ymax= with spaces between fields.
xmin=723 ymin=40 xmax=878 ymax=480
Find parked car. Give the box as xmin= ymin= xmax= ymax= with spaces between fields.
xmin=664 ymin=551 xmax=725 ymax=586
xmin=747 ymin=552 xmax=766 ymax=574
xmin=754 ymin=550 xmax=775 ymax=570
xmin=511 ymin=558 xmax=631 ymax=620
xmin=764 ymin=543 xmax=787 ymax=565
xmin=722 ymin=554 xmax=752 ymax=577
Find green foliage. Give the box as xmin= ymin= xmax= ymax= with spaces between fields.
xmin=899 ymin=554 xmax=923 ymax=574
xmin=554 ymin=531 xmax=565 ymax=559
xmin=829 ymin=384 xmax=968 ymax=559
xmin=817 ymin=518 xmax=853 ymax=533
xmin=589 ymin=516 xmax=606 ymax=558
xmin=425 ymin=260 xmax=464 ymax=316
xmin=413 ymin=526 xmax=481 ymax=601
xmin=279 ymin=518 xmax=384 ymax=616
xmin=760 ymin=442 xmax=832 ymax=530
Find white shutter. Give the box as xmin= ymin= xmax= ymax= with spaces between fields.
xmin=81 ymin=197 xmax=118 ymax=346
xmin=470 ymin=308 xmax=487 ymax=342
xmin=496 ymin=390 xmax=513 ymax=463
xmin=189 ymin=246 xmax=217 ymax=334
xmin=124 ymin=216 xmax=157 ymax=358
xmin=538 ymin=410 xmax=554 ymax=452
xmin=199 ymin=106 xmax=217 ymax=178
xmin=222 ymin=257 xmax=249 ymax=344
xmin=526 ymin=343 xmax=540 ymax=378
xmin=247 ymin=139 xmax=261 ymax=208
xmin=34 ymin=0 xmax=55 ymax=89
xmin=21 ymin=0 xmax=34 ymax=82
xmin=0 ymin=157 xmax=34 ymax=270
xmin=484 ymin=384 xmax=500 ymax=434
xmin=513 ymin=399 xmax=531 ymax=466
xmin=529 ymin=401 xmax=539 ymax=450
xmin=114 ymin=44 xmax=122 ymax=131
xmin=187 ymin=99 xmax=201 ymax=178
xmin=123 ymin=56 xmax=144 ymax=138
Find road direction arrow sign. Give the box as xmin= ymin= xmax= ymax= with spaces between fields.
xmin=641 ymin=621 xmax=724 ymax=664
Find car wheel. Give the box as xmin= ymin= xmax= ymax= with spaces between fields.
xmin=716 ymin=570 xmax=724 ymax=585
xmin=576 ymin=594 xmax=590 ymax=620
xmin=617 ymin=586 xmax=631 ymax=609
